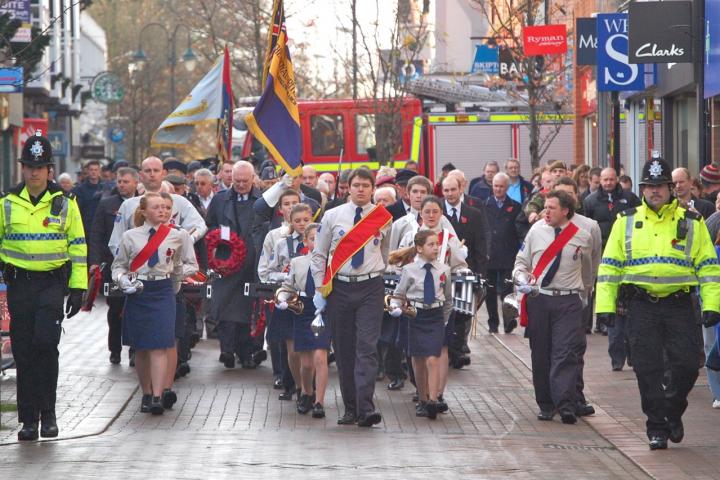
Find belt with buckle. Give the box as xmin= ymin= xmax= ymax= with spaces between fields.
xmin=632 ymin=286 xmax=690 ymax=303
xmin=409 ymin=299 xmax=444 ymax=309
xmin=136 ymin=273 xmax=171 ymax=281
xmin=538 ymin=288 xmax=581 ymax=297
xmin=335 ymin=272 xmax=382 ymax=283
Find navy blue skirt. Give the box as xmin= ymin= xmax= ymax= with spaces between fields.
xmin=293 ymin=297 xmax=331 ymax=351
xmin=408 ymin=307 xmax=444 ymax=357
xmin=267 ymin=306 xmax=294 ymax=343
xmin=123 ymin=279 xmax=176 ymax=350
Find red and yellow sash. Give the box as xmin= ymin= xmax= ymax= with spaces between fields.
xmin=319 ymin=204 xmax=392 ymax=297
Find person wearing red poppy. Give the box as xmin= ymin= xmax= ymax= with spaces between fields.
xmin=483 ymin=172 xmax=523 ymax=333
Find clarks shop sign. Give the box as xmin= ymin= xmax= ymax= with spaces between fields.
xmin=628 ymin=1 xmax=693 ymax=64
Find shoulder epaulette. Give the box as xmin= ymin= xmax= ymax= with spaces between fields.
xmin=619 ymin=208 xmax=637 ymax=217
xmin=63 ymin=191 xmax=76 ymax=200
xmin=684 ymin=209 xmax=701 ymax=221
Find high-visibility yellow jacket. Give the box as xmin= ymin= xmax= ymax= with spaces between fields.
xmin=596 ymin=198 xmax=720 ymax=313
xmin=0 ymin=182 xmax=87 ymax=290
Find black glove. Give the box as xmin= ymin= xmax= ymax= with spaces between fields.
xmin=702 ymin=311 xmax=720 ymax=328
xmin=65 ymin=288 xmax=84 ymax=318
xmin=597 ymin=313 xmax=615 ymax=329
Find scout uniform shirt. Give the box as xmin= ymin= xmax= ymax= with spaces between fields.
xmin=398 ymin=224 xmax=468 ymax=273
xmin=258 ymin=224 xmax=290 ymax=283
xmin=266 ymin=231 xmax=305 ymax=283
xmin=513 ymin=220 xmax=592 ymax=292
xmin=111 ymin=223 xmax=199 ymax=293
xmin=311 ymin=201 xmax=391 ymax=288
xmin=389 ymin=211 xmax=456 ymax=251
xmin=394 ymin=258 xmax=453 ymax=322
xmin=283 ymin=254 xmax=313 ymax=294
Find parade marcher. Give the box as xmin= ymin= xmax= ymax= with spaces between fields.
xmin=88 ymin=167 xmax=139 ymax=365
xmin=469 ymin=161 xmax=499 ymax=201
xmin=388 ymin=230 xmax=453 ymax=420
xmin=552 ymin=177 xmax=602 ymax=417
xmin=278 ymin=223 xmax=331 ymax=418
xmin=483 ymin=172 xmax=523 ymax=333
xmin=112 ymin=192 xmax=198 ymax=415
xmin=4 ymin=132 xmax=87 ymax=440
xmin=672 ymin=168 xmax=715 ymax=219
xmin=596 ymin=157 xmax=720 ymax=450
xmin=514 ymin=190 xmax=592 ymax=425
xmin=701 ymin=212 xmax=720 ymax=408
xmin=194 ymin=169 xmax=215 ymax=211
xmin=206 ymin=161 xmax=264 ymax=369
xmin=311 ymin=168 xmax=392 ymax=427
xmin=72 ymin=159 xmax=106 ymax=234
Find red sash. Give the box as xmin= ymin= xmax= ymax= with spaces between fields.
xmin=129 ymin=224 xmax=172 ymax=272
xmin=319 ymin=204 xmax=392 ymax=297
xmin=520 ymin=222 xmax=579 ymax=327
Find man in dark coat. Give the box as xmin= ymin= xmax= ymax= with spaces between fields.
xmin=205 ymin=161 xmax=263 ymax=369
xmin=87 ymin=167 xmax=138 ymax=365
xmin=583 ymin=167 xmax=641 ymax=247
xmin=386 ymin=168 xmax=417 ymax=220
xmin=73 ymin=159 xmax=106 ymax=234
xmin=483 ymin=172 xmax=523 ymax=333
xmin=469 ymin=161 xmax=499 ymax=201
xmin=325 ymin=169 xmax=353 ymax=211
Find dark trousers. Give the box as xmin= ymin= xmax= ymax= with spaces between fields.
xmin=106 ymin=295 xmax=124 ymax=354
xmin=526 ymin=293 xmax=583 ymax=414
xmin=327 ymin=276 xmax=384 ymax=417
xmin=574 ymin=309 xmax=588 ymax=405
xmin=451 ymin=312 xmax=472 ymax=356
xmin=8 ymin=271 xmax=65 ymax=424
xmin=486 ymin=269 xmax=512 ymax=330
xmin=217 ymin=321 xmax=254 ymax=360
xmin=583 ymin=289 xmax=595 ymax=332
xmin=626 ymin=294 xmax=701 ymax=438
xmin=608 ymin=315 xmax=631 ymax=369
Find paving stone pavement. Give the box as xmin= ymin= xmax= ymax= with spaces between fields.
xmin=0 ymin=302 xmax=713 ymax=478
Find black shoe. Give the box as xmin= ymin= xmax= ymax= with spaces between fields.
xmin=489 ymin=326 xmax=499 ymax=334
xmin=176 ymin=362 xmax=190 ymax=378
xmin=585 ymin=328 xmax=592 ymax=334
xmin=416 ymin=401 xmax=428 ymax=417
xmin=337 ymin=411 xmax=357 ymax=425
xmin=17 ymin=422 xmax=38 ymax=441
xmin=452 ymin=355 xmax=471 ymax=369
xmin=273 ymin=376 xmax=284 ymax=390
xmin=278 ymin=390 xmax=294 ymax=401
xmin=537 ymin=410 xmax=555 ymax=421
xmin=560 ymin=412 xmax=577 ymax=424
xmin=387 ymin=378 xmax=405 ymax=390
xmin=327 ymin=351 xmax=335 ymax=365
xmin=241 ymin=358 xmax=257 ymax=369
xmin=426 ymin=401 xmax=438 ymax=420
xmin=357 ymin=411 xmax=382 ymax=427
xmin=150 ymin=397 xmax=164 ymax=415
xmin=437 ymin=395 xmax=449 ymax=413
xmin=649 ymin=435 xmax=668 ymax=450
xmin=109 ymin=352 xmax=121 ymax=365
xmin=612 ymin=364 xmax=623 ymax=372
xmin=161 ymin=389 xmax=177 ymax=410
xmin=140 ymin=394 xmax=152 ymax=413
xmin=252 ymin=350 xmax=268 ymax=366
xmin=576 ymin=403 xmax=595 ymax=417
xmin=219 ymin=352 xmax=235 ymax=369
xmin=668 ymin=420 xmax=684 ymax=443
xmin=297 ymin=394 xmax=312 ymax=414
xmin=129 ymin=349 xmax=136 ymax=367
xmin=504 ymin=319 xmax=518 ymax=334
xmin=312 ymin=402 xmax=325 ymax=419
xmin=40 ymin=412 xmax=58 ymax=438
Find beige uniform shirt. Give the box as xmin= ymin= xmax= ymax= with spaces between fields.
xmin=111 ymin=223 xmax=198 ymax=292
xmin=389 ymin=211 xmax=456 ymax=251
xmin=258 ymin=224 xmax=290 ymax=283
xmin=513 ymin=220 xmax=592 ymax=291
xmin=311 ymin=201 xmax=390 ymax=288
xmin=283 ymin=254 xmax=313 ymax=294
xmin=267 ymin=232 xmax=304 ymax=283
xmin=398 ymin=224 xmax=468 ymax=273
xmin=394 ymin=258 xmax=453 ymax=322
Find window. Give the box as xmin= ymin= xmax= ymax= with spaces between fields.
xmin=356 ymin=114 xmax=376 ymax=155
xmin=310 ymin=114 xmax=344 ymax=157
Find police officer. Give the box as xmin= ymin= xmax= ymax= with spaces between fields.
xmin=3 ymin=132 xmax=87 ymax=440
xmin=596 ymin=157 xmax=720 ymax=451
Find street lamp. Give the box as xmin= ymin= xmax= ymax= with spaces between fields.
xmin=128 ymin=23 xmax=198 ymax=109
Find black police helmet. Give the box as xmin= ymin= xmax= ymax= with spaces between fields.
xmin=20 ymin=131 xmax=53 ymax=166
xmin=639 ymin=157 xmax=672 ymax=186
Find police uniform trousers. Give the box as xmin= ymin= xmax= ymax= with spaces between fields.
xmin=8 ymin=268 xmax=66 ymax=424
xmin=326 ymin=276 xmax=384 ymax=417
xmin=526 ymin=293 xmax=583 ymax=414
xmin=626 ymin=291 xmax=701 ymax=438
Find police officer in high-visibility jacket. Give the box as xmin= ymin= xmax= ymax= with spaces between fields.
xmin=3 ymin=132 xmax=87 ymax=441
xmin=596 ymin=157 xmax=720 ymax=451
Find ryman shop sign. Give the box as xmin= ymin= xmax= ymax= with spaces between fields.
xmin=628 ymin=1 xmax=693 ymax=64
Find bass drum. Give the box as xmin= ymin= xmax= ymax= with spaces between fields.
xmin=205 ymin=228 xmax=247 ymax=277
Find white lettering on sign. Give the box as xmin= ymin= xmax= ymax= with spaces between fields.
xmin=579 ymin=34 xmax=597 ymax=49
xmin=603 ymin=17 xmax=628 ymax=34
xmin=635 ymin=43 xmax=685 ymax=58
xmin=603 ymin=33 xmax=639 ymax=86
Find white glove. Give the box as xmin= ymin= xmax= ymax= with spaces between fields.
xmin=119 ymin=274 xmax=136 ymax=294
xmin=313 ymin=292 xmax=327 ymax=313
xmin=261 ymin=179 xmax=289 ymax=207
xmin=277 ymin=301 xmax=289 ymax=310
xmin=281 ymin=173 xmax=294 ymax=187
xmin=516 ymin=284 xmax=534 ymax=294
xmin=458 ymin=245 xmax=468 ymax=260
xmin=389 ymin=307 xmax=403 ymax=317
xmin=389 ymin=299 xmax=403 ymax=310
xmin=277 ymin=291 xmax=291 ymax=303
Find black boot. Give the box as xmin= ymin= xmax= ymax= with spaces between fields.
xmin=161 ymin=389 xmax=177 ymax=409
xmin=140 ymin=394 xmax=152 ymax=413
xmin=17 ymin=422 xmax=39 ymax=441
xmin=40 ymin=412 xmax=59 ymax=438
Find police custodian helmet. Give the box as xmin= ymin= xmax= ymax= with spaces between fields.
xmin=19 ymin=131 xmax=54 ymax=166
xmin=639 ymin=157 xmax=672 ymax=186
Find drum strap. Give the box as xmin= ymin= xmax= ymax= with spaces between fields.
xmin=130 ymin=224 xmax=172 ymax=272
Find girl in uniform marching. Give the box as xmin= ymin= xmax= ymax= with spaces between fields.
xmin=388 ymin=230 xmax=452 ymax=419
xmin=277 ymin=223 xmax=331 ymax=418
xmin=267 ymin=203 xmax=313 ymax=402
xmin=112 ymin=192 xmax=198 ymax=415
